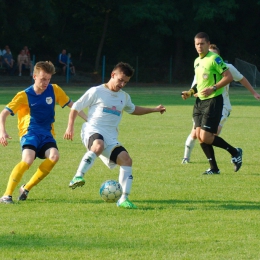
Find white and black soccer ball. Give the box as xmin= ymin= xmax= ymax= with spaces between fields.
xmin=99 ymin=180 xmax=122 ymax=203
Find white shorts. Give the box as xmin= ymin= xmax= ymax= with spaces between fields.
xmin=219 ymin=107 xmax=231 ymax=127
xmin=80 ymin=125 xmax=122 ymax=169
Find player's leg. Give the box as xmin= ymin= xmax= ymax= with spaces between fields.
xmin=99 ymin=143 xmax=136 ymax=209
xmin=200 ymin=96 xmax=242 ymax=172
xmin=200 ymin=129 xmax=220 ymax=174
xmin=214 ymin=109 xmax=242 ymax=172
xmin=211 ymin=135 xmax=242 ymax=172
xmin=110 ymin=146 xmax=137 ymax=209
xmin=197 ymin=97 xmax=220 ymax=174
xmin=0 ymin=148 xmax=33 ymax=204
xmin=18 ymin=142 xmax=59 ymax=201
xmin=182 ymin=127 xmax=197 ymax=163
xmin=216 ymin=108 xmax=230 ymax=136
xmin=69 ymin=133 xmax=103 ymax=189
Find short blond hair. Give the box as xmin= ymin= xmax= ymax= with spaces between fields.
xmin=34 ymin=61 xmax=56 ymax=75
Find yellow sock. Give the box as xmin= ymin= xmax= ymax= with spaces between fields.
xmin=24 ymin=159 xmax=57 ymax=191
xmin=4 ymin=161 xmax=30 ymax=196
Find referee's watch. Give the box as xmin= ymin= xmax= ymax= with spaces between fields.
xmin=213 ymin=85 xmax=217 ymax=92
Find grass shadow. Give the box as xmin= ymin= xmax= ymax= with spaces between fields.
xmin=135 ymin=199 xmax=260 ymax=211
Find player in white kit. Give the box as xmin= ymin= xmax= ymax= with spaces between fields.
xmin=64 ymin=62 xmax=166 ymax=209
xmin=182 ymin=44 xmax=260 ymax=164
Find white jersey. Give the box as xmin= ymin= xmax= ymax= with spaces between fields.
xmin=223 ymin=63 xmax=243 ymax=112
xmin=72 ymin=84 xmax=135 ymax=144
xmin=191 ymin=63 xmax=243 ymax=112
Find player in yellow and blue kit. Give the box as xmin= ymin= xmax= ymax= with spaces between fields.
xmin=0 ymin=61 xmax=87 ymax=204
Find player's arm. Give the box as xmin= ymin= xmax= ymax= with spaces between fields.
xmin=0 ymin=109 xmax=12 ymax=147
xmin=239 ymin=77 xmax=260 ymax=100
xmin=63 ymin=109 xmax=79 ymax=141
xmin=181 ymin=84 xmax=198 ymax=100
xmin=131 ymin=105 xmax=166 ymax=115
xmin=67 ymin=101 xmax=88 ymax=121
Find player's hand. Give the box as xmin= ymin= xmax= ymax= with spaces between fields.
xmin=156 ymin=105 xmax=166 ymax=114
xmin=253 ymin=92 xmax=260 ymax=100
xmin=181 ymin=91 xmax=192 ymax=100
xmin=0 ymin=133 xmax=12 ymax=147
xmin=200 ymin=87 xmax=214 ymax=97
xmin=63 ymin=127 xmax=74 ymax=141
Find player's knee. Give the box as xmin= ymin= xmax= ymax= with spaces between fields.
xmin=22 ymin=159 xmax=33 ymax=167
xmin=91 ymin=142 xmax=104 ymax=155
xmin=200 ymin=135 xmax=213 ymax=144
xmin=117 ymin=152 xmax=132 ymax=166
xmin=49 ymin=153 xmax=59 ymax=162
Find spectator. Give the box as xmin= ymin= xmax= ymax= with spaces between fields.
xmin=17 ymin=49 xmax=33 ymax=76
xmin=23 ymin=46 xmax=31 ymax=61
xmin=58 ymin=49 xmax=75 ymax=75
xmin=2 ymin=45 xmax=11 ymax=56
xmin=3 ymin=47 xmax=16 ymax=75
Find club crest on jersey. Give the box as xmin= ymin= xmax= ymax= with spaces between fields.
xmin=46 ymin=97 xmax=53 ymax=104
xmin=202 ymin=73 xmax=209 ymax=80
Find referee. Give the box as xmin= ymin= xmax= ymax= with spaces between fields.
xmin=182 ymin=32 xmax=242 ymax=174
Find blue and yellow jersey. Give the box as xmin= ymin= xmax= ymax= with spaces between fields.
xmin=5 ymin=84 xmax=71 ymax=138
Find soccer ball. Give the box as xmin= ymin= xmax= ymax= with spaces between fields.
xmin=99 ymin=180 xmax=122 ymax=203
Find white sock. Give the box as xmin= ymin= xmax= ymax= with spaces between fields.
xmin=184 ymin=134 xmax=196 ymax=159
xmin=118 ymin=166 xmax=133 ymax=204
xmin=75 ymin=151 xmax=97 ymax=177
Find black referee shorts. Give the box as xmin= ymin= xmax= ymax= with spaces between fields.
xmin=193 ymin=94 xmax=223 ymax=134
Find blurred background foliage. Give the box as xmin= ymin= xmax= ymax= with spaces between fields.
xmin=0 ymin=0 xmax=259 ymax=83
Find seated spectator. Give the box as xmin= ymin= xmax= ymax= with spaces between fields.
xmin=58 ymin=49 xmax=75 ymax=75
xmin=23 ymin=46 xmax=31 ymax=61
xmin=3 ymin=47 xmax=16 ymax=75
xmin=17 ymin=49 xmax=33 ymax=76
xmin=2 ymin=45 xmax=11 ymax=56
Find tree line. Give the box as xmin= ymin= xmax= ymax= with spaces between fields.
xmin=1 ymin=0 xmax=260 ymax=82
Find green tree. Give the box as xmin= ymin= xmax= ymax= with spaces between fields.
xmin=117 ymin=0 xmax=239 ymax=80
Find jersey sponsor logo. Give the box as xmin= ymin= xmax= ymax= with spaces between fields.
xmin=203 ymin=125 xmax=211 ymax=129
xmin=202 ymin=73 xmax=209 ymax=80
xmin=31 ymin=103 xmax=37 ymax=106
xmin=46 ymin=97 xmax=53 ymax=105
xmin=103 ymin=106 xmax=121 ymax=116
xmin=215 ymin=57 xmax=222 ymax=64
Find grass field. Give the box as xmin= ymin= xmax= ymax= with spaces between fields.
xmin=0 ymin=85 xmax=260 ymax=260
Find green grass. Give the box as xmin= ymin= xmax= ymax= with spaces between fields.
xmin=0 ymin=86 xmax=260 ymax=260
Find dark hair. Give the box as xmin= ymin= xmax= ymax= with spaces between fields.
xmin=209 ymin=44 xmax=220 ymax=55
xmin=113 ymin=62 xmax=135 ymax=77
xmin=194 ymin=32 xmax=210 ymax=42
